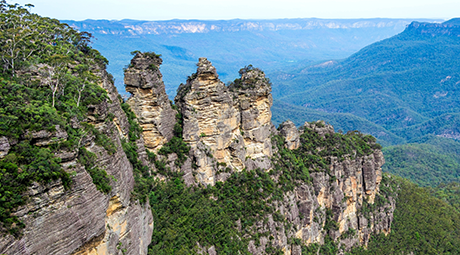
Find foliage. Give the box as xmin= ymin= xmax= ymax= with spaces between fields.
xmin=0 ymin=2 xmax=111 ymax=236
xmin=271 ymin=100 xmax=404 ymax=147
xmin=119 ymin=102 xmax=153 ymax=204
xmin=228 ymin=64 xmax=271 ymax=90
xmin=269 ymin=20 xmax=460 ymax=167
xmin=120 ymin=102 xmax=142 ymax=142
xmin=146 ymin=121 xmax=382 ymax=254
xmin=0 ymin=140 xmax=70 ymax=236
xmin=148 ymin=169 xmax=279 ymax=254
xmin=349 ymin=176 xmax=460 ymax=254
xmin=429 ymin=182 xmax=460 ymax=213
xmin=81 ymin=122 xmax=116 ymax=154
xmin=143 ymin=51 xmax=162 ymax=59
xmin=382 ymin=136 xmax=460 ymax=187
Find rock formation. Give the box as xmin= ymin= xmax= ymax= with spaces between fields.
xmin=279 ymin=120 xmax=300 ymax=150
xmin=0 ymin=69 xmax=153 ymax=255
xmin=264 ymin=121 xmax=394 ymax=254
xmin=122 ymin=56 xmax=394 ymax=253
xmin=0 ymin=136 xmax=11 ymax=159
xmin=0 ymin=55 xmax=394 ymax=255
xmin=229 ymin=64 xmax=273 ymax=171
xmin=174 ymin=58 xmax=273 ymax=185
xmin=124 ymin=52 xmax=176 ymax=152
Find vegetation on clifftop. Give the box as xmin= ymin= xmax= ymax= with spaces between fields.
xmin=0 ymin=2 xmax=112 ymax=236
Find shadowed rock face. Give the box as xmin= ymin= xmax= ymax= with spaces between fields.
xmin=0 ymin=68 xmax=153 ymax=255
xmin=124 ymin=52 xmax=176 ymax=153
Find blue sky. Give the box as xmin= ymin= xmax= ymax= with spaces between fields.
xmin=12 ymin=0 xmax=459 ymax=21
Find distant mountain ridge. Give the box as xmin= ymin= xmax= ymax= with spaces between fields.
xmin=65 ymin=18 xmax=431 ymax=35
xmin=272 ymin=19 xmax=460 ymax=140
xmin=270 ymin=18 xmax=460 ymax=186
xmin=62 ymin=18 xmax=441 ymax=95
xmin=405 ymin=20 xmax=460 ymax=36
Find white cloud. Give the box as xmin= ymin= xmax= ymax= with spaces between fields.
xmin=11 ymin=0 xmax=458 ymax=20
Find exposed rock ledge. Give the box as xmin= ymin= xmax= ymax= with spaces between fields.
xmin=0 ymin=69 xmax=153 ymax=255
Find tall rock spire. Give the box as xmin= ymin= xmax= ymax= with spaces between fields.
xmin=175 ymin=58 xmax=274 ymax=185
xmin=175 ymin=58 xmax=245 ymax=185
xmin=229 ymin=64 xmax=273 ymax=170
xmin=124 ymin=52 xmax=176 ymax=152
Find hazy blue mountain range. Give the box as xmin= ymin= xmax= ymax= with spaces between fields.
xmin=62 ymin=18 xmax=440 ymax=96
xmin=271 ymin=20 xmax=460 ymax=143
xmin=270 ymin=19 xmax=460 ymax=185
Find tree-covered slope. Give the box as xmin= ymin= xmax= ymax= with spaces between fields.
xmin=0 ymin=2 xmax=117 ymax=236
xmin=272 ymin=19 xmax=460 ymax=144
xmin=382 ymin=135 xmax=460 ymax=187
xmin=350 ymin=176 xmax=460 ymax=255
xmin=272 ymin=100 xmax=405 ymax=146
xmin=2 ymin=2 xmax=460 ymax=254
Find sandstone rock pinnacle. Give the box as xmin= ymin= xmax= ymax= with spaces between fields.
xmin=124 ymin=52 xmax=176 ymax=152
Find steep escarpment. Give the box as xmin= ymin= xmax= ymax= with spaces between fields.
xmin=0 ymin=5 xmax=152 ymax=254
xmin=405 ymin=20 xmax=460 ymax=37
xmin=124 ymin=55 xmax=395 ymax=254
xmin=226 ymin=121 xmax=394 ymax=254
xmin=0 ymin=66 xmax=153 ymax=255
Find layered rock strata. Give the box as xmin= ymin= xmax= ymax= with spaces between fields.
xmin=120 ymin=56 xmax=394 ymax=253
xmin=259 ymin=121 xmax=394 ymax=254
xmin=174 ymin=58 xmax=273 ymax=185
xmin=124 ymin=52 xmax=176 ymax=152
xmin=229 ymin=65 xmax=273 ymax=170
xmin=0 ymin=69 xmax=153 ymax=255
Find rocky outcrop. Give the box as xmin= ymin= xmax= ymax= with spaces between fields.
xmin=279 ymin=120 xmax=300 ymax=150
xmin=123 ymin=56 xmax=392 ymax=253
xmin=0 ymin=69 xmax=153 ymax=255
xmin=23 ymin=125 xmax=68 ymax=146
xmin=0 ymin=54 xmax=393 ymax=255
xmin=261 ymin=121 xmax=394 ymax=254
xmin=174 ymin=59 xmax=273 ymax=185
xmin=175 ymin=58 xmax=244 ymax=185
xmin=229 ymin=65 xmax=273 ymax=170
xmin=124 ymin=52 xmax=176 ymax=152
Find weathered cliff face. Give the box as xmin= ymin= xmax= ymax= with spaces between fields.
xmin=124 ymin=52 xmax=176 ymax=152
xmin=255 ymin=121 xmax=394 ymax=254
xmin=0 ymin=69 xmax=153 ymax=255
xmin=119 ymin=55 xmax=393 ymax=254
xmin=174 ymin=58 xmax=244 ymax=185
xmin=173 ymin=58 xmax=273 ymax=185
xmin=229 ymin=65 xmax=273 ymax=170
